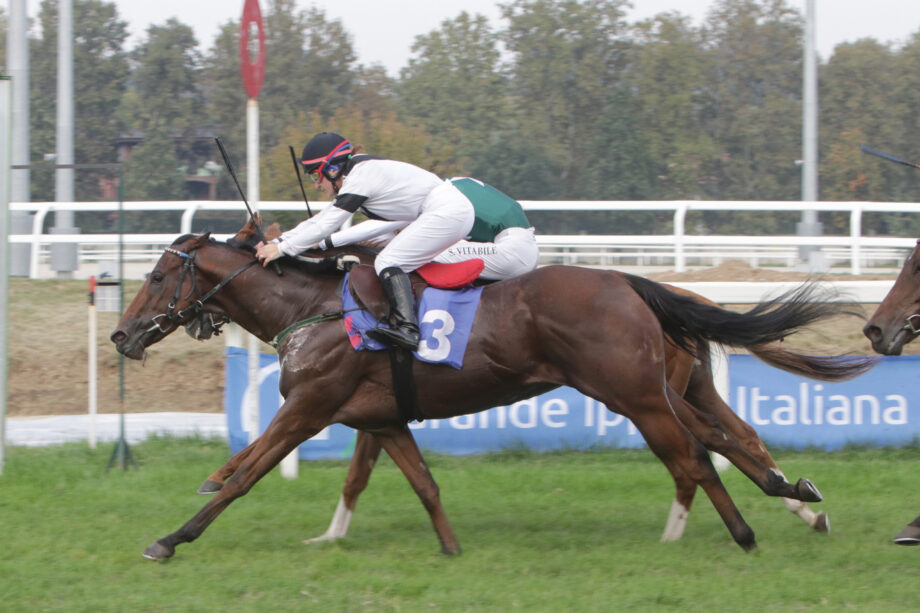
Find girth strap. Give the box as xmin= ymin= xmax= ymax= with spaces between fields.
xmin=388 ymin=347 xmax=424 ymax=423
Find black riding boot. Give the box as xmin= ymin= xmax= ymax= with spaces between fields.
xmin=367 ymin=267 xmax=420 ymax=351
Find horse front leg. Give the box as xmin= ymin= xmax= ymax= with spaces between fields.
xmin=197 ymin=440 xmax=258 ymax=495
xmin=143 ymin=390 xmax=333 ymax=561
xmin=374 ymin=424 xmax=461 ymax=555
xmin=304 ymin=430 xmax=383 ymax=545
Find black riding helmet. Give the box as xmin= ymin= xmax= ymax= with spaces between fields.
xmin=300 ymin=132 xmax=354 ymax=183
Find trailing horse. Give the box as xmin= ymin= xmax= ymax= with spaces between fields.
xmin=112 ymin=233 xmax=862 ymax=559
xmin=863 ymin=239 xmax=920 ymax=544
xmin=297 ymin=297 xmax=871 ymax=546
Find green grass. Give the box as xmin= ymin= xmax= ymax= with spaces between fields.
xmin=2 ymin=439 xmax=920 ymax=612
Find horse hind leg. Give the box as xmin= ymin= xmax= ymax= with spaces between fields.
xmin=667 ymin=387 xmax=821 ymax=503
xmin=615 ymin=395 xmax=756 ymax=551
xmin=304 ymin=430 xmax=383 ymax=545
xmin=661 ymin=476 xmax=697 ymax=542
xmin=682 ymin=354 xmax=829 ymax=533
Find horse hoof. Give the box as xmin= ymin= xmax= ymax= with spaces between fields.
xmin=812 ymin=511 xmax=830 ymax=534
xmin=893 ymin=524 xmax=920 ymax=545
xmin=197 ymin=479 xmax=223 ymax=495
xmin=740 ymin=538 xmax=758 ymax=553
xmin=142 ymin=541 xmax=174 ymax=560
xmin=796 ymin=478 xmax=823 ymax=503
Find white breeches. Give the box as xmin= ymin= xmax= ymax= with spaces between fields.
xmin=433 ymin=227 xmax=539 ymax=280
xmin=375 ymin=181 xmax=475 ymax=274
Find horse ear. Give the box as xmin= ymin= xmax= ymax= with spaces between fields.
xmin=264 ymin=222 xmax=282 ymax=241
xmin=232 ymin=214 xmax=263 ymax=244
xmin=192 ymin=232 xmax=212 ymax=247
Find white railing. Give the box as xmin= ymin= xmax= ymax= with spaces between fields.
xmin=9 ymin=200 xmax=919 ymax=279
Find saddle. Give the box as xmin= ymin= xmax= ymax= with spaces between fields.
xmin=346 ymin=259 xmax=484 ymax=424
xmin=347 ymin=259 xmax=485 ymax=320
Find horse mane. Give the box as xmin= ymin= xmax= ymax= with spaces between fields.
xmin=222 ymin=215 xmax=379 ymax=274
xmin=172 ymin=233 xmax=210 ymax=246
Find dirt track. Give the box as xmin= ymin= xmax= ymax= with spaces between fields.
xmin=8 ymin=260 xmax=904 ymax=417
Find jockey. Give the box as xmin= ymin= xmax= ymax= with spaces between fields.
xmin=255 ymin=131 xmax=539 ymax=352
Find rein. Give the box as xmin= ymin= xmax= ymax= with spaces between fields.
xmin=269 ymin=311 xmax=346 ymax=348
xmin=151 ymin=243 xmax=359 ymax=346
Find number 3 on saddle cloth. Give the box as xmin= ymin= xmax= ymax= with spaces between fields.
xmin=341 ymin=260 xmax=485 ymax=369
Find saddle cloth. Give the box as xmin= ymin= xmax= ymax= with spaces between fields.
xmin=341 ymin=272 xmax=483 ymax=369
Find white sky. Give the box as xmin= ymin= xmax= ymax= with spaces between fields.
xmin=21 ymin=0 xmax=920 ymax=75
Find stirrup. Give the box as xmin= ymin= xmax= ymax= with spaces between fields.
xmin=367 ymin=325 xmax=420 ymax=352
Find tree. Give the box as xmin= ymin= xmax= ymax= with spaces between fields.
xmin=630 ymin=12 xmax=718 ymax=200
xmin=501 ymin=0 xmax=633 ymax=195
xmin=820 ymin=39 xmax=903 ymax=205
xmin=127 ymin=18 xmax=204 ymax=131
xmin=398 ymin=12 xmax=507 ymax=167
xmin=700 ymin=0 xmax=804 ymax=204
xmin=202 ymin=0 xmax=358 ymax=199
xmin=30 ymin=0 xmax=130 ymax=202
xmin=122 ymin=121 xmax=186 ymax=204
xmin=0 ymin=7 xmax=7 ymax=69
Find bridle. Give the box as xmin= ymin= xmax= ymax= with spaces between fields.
xmin=147 ymin=245 xmax=259 ymax=335
xmin=902 ymin=314 xmax=920 ymax=335
xmin=897 ymin=240 xmax=920 ymax=336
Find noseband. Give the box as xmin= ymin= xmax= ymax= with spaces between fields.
xmin=147 ymin=245 xmax=259 ymax=335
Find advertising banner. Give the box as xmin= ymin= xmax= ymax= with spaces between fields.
xmin=729 ymin=354 xmax=920 ymax=449
xmin=224 ymin=348 xmax=920 ymax=459
xmin=224 ymin=347 xmax=646 ymax=459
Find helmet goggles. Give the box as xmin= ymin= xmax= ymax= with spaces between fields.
xmin=301 ymin=140 xmax=353 ymax=183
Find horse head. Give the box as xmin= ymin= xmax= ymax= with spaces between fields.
xmin=864 ymin=240 xmax=920 ymax=355
xmin=110 ymin=233 xmax=244 ymax=360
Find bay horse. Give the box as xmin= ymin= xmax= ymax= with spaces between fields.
xmin=216 ymin=221 xmax=867 ymax=540
xmin=862 ymin=238 xmax=920 ymax=544
xmin=113 ymin=233 xmax=857 ymax=560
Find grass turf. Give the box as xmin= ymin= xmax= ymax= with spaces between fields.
xmin=2 ymin=438 xmax=920 ymax=611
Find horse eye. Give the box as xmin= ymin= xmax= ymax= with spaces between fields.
xmin=150 ymin=272 xmax=165 ymax=283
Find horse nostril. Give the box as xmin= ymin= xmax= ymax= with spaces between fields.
xmin=862 ymin=324 xmax=879 ymax=341
xmin=111 ymin=330 xmax=127 ymax=344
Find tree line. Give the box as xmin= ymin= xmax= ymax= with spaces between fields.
xmin=2 ymin=0 xmax=920 ymax=236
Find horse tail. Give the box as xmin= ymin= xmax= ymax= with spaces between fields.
xmin=746 ymin=342 xmax=877 ymax=381
xmin=623 ymin=273 xmax=864 ymax=355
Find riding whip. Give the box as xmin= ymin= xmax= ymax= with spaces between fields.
xmin=214 ymin=137 xmax=282 ymax=275
xmin=289 ymin=145 xmax=314 ymax=217
xmin=860 ymin=145 xmax=920 ymax=170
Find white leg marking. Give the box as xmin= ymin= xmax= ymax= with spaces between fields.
xmin=661 ymin=500 xmax=690 ymax=542
xmin=303 ymin=495 xmax=353 ymax=544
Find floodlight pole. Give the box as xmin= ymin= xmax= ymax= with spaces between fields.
xmin=796 ymin=0 xmax=824 ymax=271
